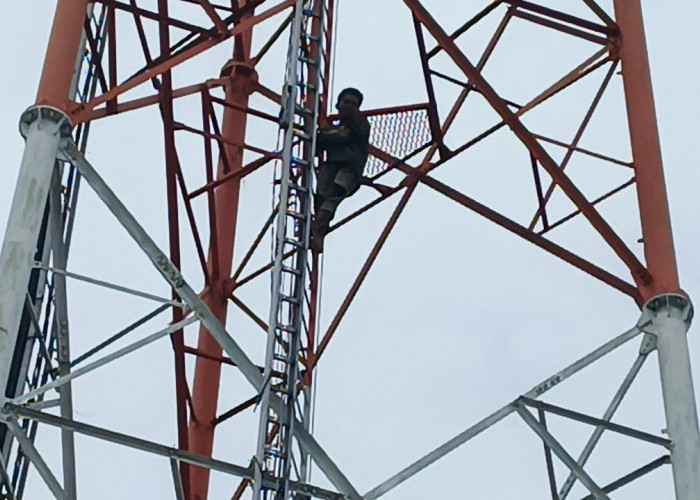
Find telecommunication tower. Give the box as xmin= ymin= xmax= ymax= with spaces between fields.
xmin=0 ymin=1 xmax=697 ymax=500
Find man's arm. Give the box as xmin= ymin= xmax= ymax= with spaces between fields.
xmin=318 ymin=125 xmax=351 ymax=144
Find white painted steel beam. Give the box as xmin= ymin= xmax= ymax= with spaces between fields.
xmin=364 ymin=323 xmax=643 ymax=499
xmin=3 ymin=406 xmax=346 ymax=500
xmin=49 ymin=173 xmax=77 ymax=500
xmin=560 ymin=349 xmax=649 ymax=498
xmin=515 ymin=403 xmax=610 ymax=500
xmin=0 ymin=107 xmax=71 ymax=405
xmin=12 ymin=317 xmax=197 ymax=405
xmin=643 ymin=294 xmax=700 ymax=500
xmin=4 ymin=417 xmax=66 ymax=500
xmin=60 ymin=140 xmax=361 ymax=500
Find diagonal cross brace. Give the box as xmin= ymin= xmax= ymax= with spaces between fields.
xmin=515 ymin=402 xmax=611 ymax=500
xmin=403 ymin=0 xmax=651 ymax=289
xmin=60 ymin=140 xmax=361 ymax=500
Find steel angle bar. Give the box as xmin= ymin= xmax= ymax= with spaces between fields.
xmin=4 ymin=418 xmax=66 ymax=500
xmin=559 ymin=352 xmax=649 ymax=499
xmin=502 ymin=0 xmax=613 ymax=35
xmin=515 ymin=403 xmax=610 ymax=500
xmin=170 ymin=458 xmax=186 ymax=500
xmin=35 ymin=264 xmax=186 ymax=308
xmin=537 ymin=408 xmax=559 ymax=500
xmin=407 ymin=0 xmax=650 ymax=286
xmin=70 ymin=303 xmax=170 ymax=368
xmin=49 ymin=173 xmax=77 ymax=500
xmin=11 ymin=317 xmax=197 ymax=406
xmin=529 ymin=59 xmax=619 ymax=232
xmin=312 ymin=182 xmax=418 ymax=370
xmin=421 ymin=175 xmax=640 ymax=302
xmin=578 ymin=455 xmax=671 ymax=500
xmin=76 ymin=0 xmax=296 ymax=119
xmin=582 ymin=0 xmax=615 ymax=28
xmin=520 ymin=397 xmax=671 ymax=448
xmin=426 ymin=1 xmax=502 ymax=59
xmin=24 ymin=400 xmax=61 ymax=411
xmin=60 ymin=141 xmax=361 ymax=499
xmin=510 ymin=10 xmax=607 ymax=45
xmin=363 ymin=324 xmax=643 ymax=499
xmin=0 ymin=451 xmax=14 ymax=498
xmin=4 ymin=406 xmax=344 ymax=500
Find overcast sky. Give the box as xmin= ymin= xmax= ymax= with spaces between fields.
xmin=1 ymin=1 xmax=700 ymax=499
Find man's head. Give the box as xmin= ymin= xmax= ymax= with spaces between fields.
xmin=336 ymin=87 xmax=363 ymax=120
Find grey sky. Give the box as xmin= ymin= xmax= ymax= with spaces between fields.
xmin=1 ymin=1 xmax=699 ymax=498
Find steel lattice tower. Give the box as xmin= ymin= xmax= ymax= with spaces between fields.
xmin=0 ymin=1 xmax=698 ymax=499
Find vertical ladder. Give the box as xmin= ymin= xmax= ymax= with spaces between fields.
xmin=254 ymin=0 xmax=329 ymax=498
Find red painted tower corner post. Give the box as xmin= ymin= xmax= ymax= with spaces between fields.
xmin=187 ymin=18 xmax=257 ymax=499
xmin=613 ymin=1 xmax=700 ymax=498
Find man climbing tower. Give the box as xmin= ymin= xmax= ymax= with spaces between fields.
xmin=311 ymin=87 xmax=370 ymax=253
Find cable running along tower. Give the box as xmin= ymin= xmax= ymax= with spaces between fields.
xmin=0 ymin=1 xmax=698 ymax=499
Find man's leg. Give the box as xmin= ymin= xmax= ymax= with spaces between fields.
xmin=312 ymin=164 xmax=338 ymax=252
xmin=313 ymin=169 xmax=350 ymax=251
xmin=311 ymin=187 xmax=343 ymax=252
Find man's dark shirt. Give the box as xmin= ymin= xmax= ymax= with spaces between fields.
xmin=317 ymin=115 xmax=371 ymax=174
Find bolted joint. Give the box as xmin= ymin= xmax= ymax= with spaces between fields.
xmin=643 ymin=293 xmax=694 ymax=326
xmin=639 ymin=332 xmax=658 ymax=355
xmin=0 ymin=405 xmax=11 ymax=424
xmin=18 ymin=105 xmax=73 ymax=140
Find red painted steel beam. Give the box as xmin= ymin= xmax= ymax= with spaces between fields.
xmin=421 ymin=175 xmax=641 ymax=303
xmin=533 ymin=134 xmax=632 ymax=168
xmin=510 ymin=10 xmax=608 ymax=45
xmin=189 ymin=150 xmax=278 ymax=199
xmin=583 ymin=0 xmax=615 ymax=28
xmin=310 ymin=182 xmax=418 ymax=370
xmin=71 ymin=0 xmax=294 ymax=122
xmin=98 ymin=0 xmax=210 ymax=33
xmin=404 ymin=0 xmax=651 ymax=292
xmin=128 ymin=0 xmax=155 ymax=67
xmin=36 ymin=0 xmax=92 ymax=111
xmin=198 ymin=0 xmax=229 ymax=36
xmin=502 ymin=0 xmax=614 ymax=35
xmin=528 ymin=61 xmax=619 ymax=231
xmin=156 ymin=0 xmax=192 ymax=495
xmin=541 ymin=178 xmax=636 ymax=235
xmin=412 ymin=15 xmax=446 ymax=159
xmin=612 ymin=0 xmax=680 ymax=299
xmin=84 ymin=79 xmax=228 ymax=121
xmin=82 ymin=18 xmax=109 ymax=95
xmin=187 ymin=13 xmax=256 ymax=500
xmin=426 ymin=1 xmax=503 ymax=59
xmin=424 ymin=8 xmax=512 ymax=165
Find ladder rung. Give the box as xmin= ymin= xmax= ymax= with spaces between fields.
xmin=280 ymin=294 xmax=300 ymax=304
xmin=298 ymin=57 xmax=319 ymax=67
xmin=299 ymin=82 xmax=318 ymax=92
xmin=303 ymin=9 xmax=321 ymax=18
xmin=295 ymin=105 xmax=313 ymax=116
xmin=285 ymin=210 xmax=306 ymax=220
xmin=282 ymin=265 xmax=302 ymax=276
xmin=278 ymin=323 xmax=297 ymax=334
xmin=265 ymin=447 xmax=282 ymax=458
xmin=288 ymin=183 xmax=309 ymax=193
xmin=291 ymin=157 xmax=310 ymax=168
xmin=273 ymin=353 xmax=290 ymax=363
xmin=293 ymin=129 xmax=311 ymax=141
xmin=283 ymin=237 xmax=304 ymax=248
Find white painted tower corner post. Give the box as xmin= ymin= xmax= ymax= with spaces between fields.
xmin=0 ymin=107 xmax=72 ymax=404
xmin=643 ymin=294 xmax=700 ymax=499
